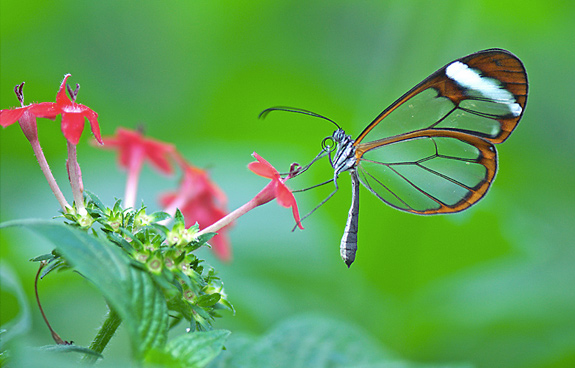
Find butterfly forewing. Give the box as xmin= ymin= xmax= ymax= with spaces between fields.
xmin=352 ymin=49 xmax=526 ymax=214
xmin=354 ymin=49 xmax=527 ymax=146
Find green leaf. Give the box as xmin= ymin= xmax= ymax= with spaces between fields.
xmin=146 ymin=330 xmax=230 ymax=368
xmin=173 ymin=209 xmax=185 ymax=228
xmin=29 ymin=253 xmax=54 ymax=262
xmin=208 ymin=316 xmax=469 ymax=368
xmin=39 ymin=257 xmax=68 ymax=278
xmin=150 ymin=210 xmax=171 ymax=222
xmin=196 ymin=293 xmax=221 ymax=308
xmin=0 ymin=262 xmax=31 ymax=344
xmin=0 ymin=220 xmax=169 ymax=361
xmin=196 ymin=232 xmax=216 ymax=245
xmin=7 ymin=341 xmax=96 ymax=368
xmin=39 ymin=344 xmax=103 ymax=357
xmin=84 ymin=190 xmax=106 ymax=211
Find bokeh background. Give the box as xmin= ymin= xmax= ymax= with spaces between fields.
xmin=1 ymin=1 xmax=574 ymax=367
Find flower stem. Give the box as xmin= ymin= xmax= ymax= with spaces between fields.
xmin=82 ymin=305 xmax=122 ymax=364
xmin=197 ymin=182 xmax=275 ymax=236
xmin=197 ymin=200 xmax=257 ymax=236
xmin=124 ymin=145 xmax=144 ymax=209
xmin=28 ymin=135 xmax=70 ymax=212
xmin=66 ymin=141 xmax=85 ymax=214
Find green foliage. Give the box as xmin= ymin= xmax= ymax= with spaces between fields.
xmin=0 ymin=193 xmax=232 ymax=365
xmin=209 ymin=316 xmax=471 ymax=368
xmin=0 ymin=263 xmax=31 ymax=360
xmin=2 ymin=1 xmax=575 ymax=368
xmin=146 ymin=330 xmax=231 ymax=368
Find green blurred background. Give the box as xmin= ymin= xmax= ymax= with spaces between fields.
xmin=1 ymin=1 xmax=574 ymax=367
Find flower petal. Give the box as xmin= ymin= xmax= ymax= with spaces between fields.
xmin=0 ymin=107 xmax=26 ymax=127
xmin=291 ymin=203 xmax=304 ymax=230
xmin=28 ymin=102 xmax=60 ymax=119
xmin=248 ymin=152 xmax=279 ymax=179
xmin=83 ymin=106 xmax=102 ymax=144
xmin=275 ymin=181 xmax=294 ymax=208
xmin=176 ymin=194 xmax=232 ymax=262
xmin=101 ymin=128 xmax=140 ymax=154
xmin=61 ymin=112 xmax=86 ymax=145
xmin=144 ymin=139 xmax=175 ymax=175
xmin=210 ymin=231 xmax=232 ymax=262
xmin=276 ymin=181 xmax=304 ymax=230
xmin=56 ymin=74 xmax=73 ymax=107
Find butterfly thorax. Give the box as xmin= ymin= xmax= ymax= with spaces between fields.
xmin=331 ymin=128 xmax=357 ymax=178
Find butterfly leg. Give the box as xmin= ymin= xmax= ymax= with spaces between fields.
xmin=289 ymin=149 xmax=329 ymax=178
xmin=291 ymin=176 xmax=340 ymax=231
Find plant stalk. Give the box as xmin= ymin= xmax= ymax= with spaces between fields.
xmin=82 ymin=305 xmax=122 ymax=364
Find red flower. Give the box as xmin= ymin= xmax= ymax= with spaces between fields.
xmin=0 ymin=102 xmax=58 ymax=128
xmin=0 ymin=74 xmax=101 ymax=145
xmin=101 ymin=127 xmax=175 ymax=175
xmin=54 ymin=74 xmax=102 ymax=145
xmin=194 ymin=152 xmax=303 ymax=257
xmin=160 ymin=163 xmax=231 ymax=261
xmin=248 ymin=152 xmax=303 ymax=229
xmin=100 ymin=127 xmax=176 ymax=209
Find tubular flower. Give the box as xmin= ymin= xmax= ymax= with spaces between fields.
xmin=160 ymin=163 xmax=231 ymax=261
xmin=54 ymin=74 xmax=102 ymax=145
xmin=101 ymin=127 xmax=176 ymax=175
xmin=100 ymin=127 xmax=176 ymax=208
xmin=195 ymin=152 xmax=303 ymax=247
xmin=248 ymin=152 xmax=303 ymax=229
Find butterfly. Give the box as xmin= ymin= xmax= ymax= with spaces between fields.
xmin=261 ymin=48 xmax=528 ymax=267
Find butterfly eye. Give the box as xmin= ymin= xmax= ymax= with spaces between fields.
xmin=322 ymin=136 xmax=336 ymax=153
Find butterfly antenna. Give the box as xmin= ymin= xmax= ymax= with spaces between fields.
xmin=259 ymin=106 xmax=341 ymax=130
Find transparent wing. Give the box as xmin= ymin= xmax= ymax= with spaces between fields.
xmin=356 ymin=131 xmax=496 ymax=214
xmin=353 ymin=49 xmax=527 ymax=214
xmin=355 ymin=49 xmax=528 ymax=146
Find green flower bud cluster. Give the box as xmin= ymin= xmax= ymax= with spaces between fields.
xmin=59 ymin=191 xmax=233 ymax=331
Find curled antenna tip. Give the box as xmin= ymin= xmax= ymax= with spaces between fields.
xmin=258 ymin=106 xmax=341 ymax=129
xmin=258 ymin=108 xmax=276 ymax=119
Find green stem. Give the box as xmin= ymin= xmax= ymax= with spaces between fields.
xmin=82 ymin=305 xmax=122 ymax=364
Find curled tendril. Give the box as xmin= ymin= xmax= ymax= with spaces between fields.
xmin=322 ymin=136 xmax=336 ymax=153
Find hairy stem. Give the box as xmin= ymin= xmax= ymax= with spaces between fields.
xmin=82 ymin=305 xmax=122 ymax=364
xmin=66 ymin=141 xmax=85 ymax=214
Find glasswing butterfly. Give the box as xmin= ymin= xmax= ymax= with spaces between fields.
xmin=261 ymin=48 xmax=528 ymax=267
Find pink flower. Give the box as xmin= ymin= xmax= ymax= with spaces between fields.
xmin=101 ymin=127 xmax=175 ymax=175
xmin=100 ymin=127 xmax=176 ymax=209
xmin=248 ymin=152 xmax=303 ymax=229
xmin=160 ymin=162 xmax=231 ymax=261
xmin=189 ymin=152 xmax=304 ymax=261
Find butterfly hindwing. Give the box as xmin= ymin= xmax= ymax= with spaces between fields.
xmin=357 ymin=131 xmax=496 ymax=214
